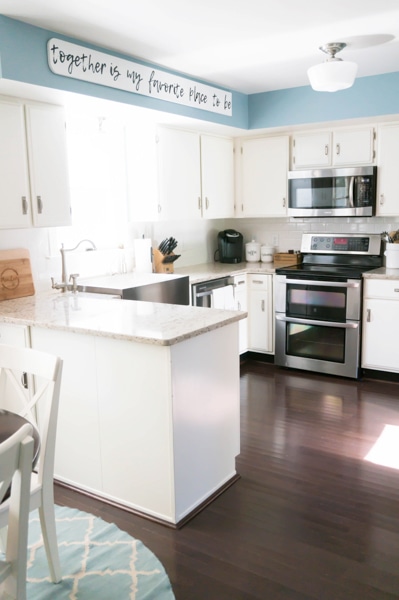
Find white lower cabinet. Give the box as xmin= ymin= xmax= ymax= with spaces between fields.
xmin=30 ymin=321 xmax=240 ymax=525
xmin=232 ymin=274 xmax=248 ymax=354
xmin=0 ymin=324 xmax=31 ymax=413
xmin=247 ymin=274 xmax=273 ymax=353
xmin=30 ymin=328 xmax=102 ymax=492
xmin=362 ymin=279 xmax=399 ymax=373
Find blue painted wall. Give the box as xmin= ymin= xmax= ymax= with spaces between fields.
xmin=249 ymin=72 xmax=399 ymax=129
xmin=1 ymin=16 xmax=398 ymax=131
xmin=0 ymin=16 xmax=248 ymax=129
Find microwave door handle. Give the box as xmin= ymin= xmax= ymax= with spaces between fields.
xmin=349 ymin=176 xmax=355 ymax=208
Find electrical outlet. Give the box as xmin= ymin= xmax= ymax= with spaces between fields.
xmin=272 ymin=235 xmax=279 ymax=248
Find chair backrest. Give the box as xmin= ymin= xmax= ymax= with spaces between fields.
xmin=0 ymin=345 xmax=63 ymax=487
xmin=0 ymin=422 xmax=34 ymax=599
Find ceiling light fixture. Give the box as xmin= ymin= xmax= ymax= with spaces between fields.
xmin=307 ymin=42 xmax=358 ymax=92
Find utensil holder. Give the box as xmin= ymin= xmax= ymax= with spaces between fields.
xmin=153 ymin=248 xmax=175 ymax=273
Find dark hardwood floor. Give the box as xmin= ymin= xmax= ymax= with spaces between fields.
xmin=55 ymin=361 xmax=399 ymax=599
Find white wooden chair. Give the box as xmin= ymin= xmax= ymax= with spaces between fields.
xmin=0 ymin=345 xmax=63 ymax=583
xmin=0 ymin=422 xmax=34 ymax=600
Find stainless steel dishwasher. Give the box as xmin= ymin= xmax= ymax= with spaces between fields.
xmin=191 ymin=277 xmax=235 ymax=308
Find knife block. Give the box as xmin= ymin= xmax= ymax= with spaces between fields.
xmin=153 ymin=248 xmax=175 ymax=273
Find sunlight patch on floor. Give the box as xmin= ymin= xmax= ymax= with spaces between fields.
xmin=364 ymin=424 xmax=399 ymax=470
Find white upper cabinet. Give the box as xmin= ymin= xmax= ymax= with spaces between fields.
xmin=376 ymin=123 xmax=399 ymax=216
xmin=291 ymin=127 xmax=375 ymax=169
xmin=24 ymin=103 xmax=72 ymax=227
xmin=200 ymin=134 xmax=234 ymax=219
xmin=156 ymin=126 xmax=234 ymax=221
xmin=0 ymin=99 xmax=71 ymax=229
xmin=236 ymin=135 xmax=289 ymax=218
xmin=0 ymin=101 xmax=32 ymax=228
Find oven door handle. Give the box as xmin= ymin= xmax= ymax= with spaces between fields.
xmin=275 ymin=314 xmax=359 ymax=329
xmin=281 ymin=278 xmax=360 ymax=289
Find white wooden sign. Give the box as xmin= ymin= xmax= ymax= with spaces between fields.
xmin=47 ymin=38 xmax=232 ymax=116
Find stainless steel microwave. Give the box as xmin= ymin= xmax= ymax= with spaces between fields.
xmin=288 ymin=166 xmax=377 ymax=218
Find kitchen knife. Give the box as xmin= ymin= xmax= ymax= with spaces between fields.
xmin=162 ymin=254 xmax=181 ymax=264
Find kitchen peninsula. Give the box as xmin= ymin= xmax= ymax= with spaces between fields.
xmin=0 ymin=290 xmax=246 ymax=527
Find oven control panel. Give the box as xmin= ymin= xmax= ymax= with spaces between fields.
xmin=301 ymin=233 xmax=381 ymax=255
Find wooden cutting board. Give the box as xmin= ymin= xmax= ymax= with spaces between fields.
xmin=0 ymin=249 xmax=35 ymax=301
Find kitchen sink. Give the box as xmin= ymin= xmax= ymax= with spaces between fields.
xmin=77 ymin=273 xmax=190 ymax=305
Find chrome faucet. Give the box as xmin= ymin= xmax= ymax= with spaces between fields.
xmin=51 ymin=239 xmax=97 ymax=293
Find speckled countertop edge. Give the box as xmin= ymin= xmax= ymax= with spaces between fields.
xmin=0 ymin=289 xmax=246 ymax=346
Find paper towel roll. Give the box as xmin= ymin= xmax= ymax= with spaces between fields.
xmin=134 ymin=238 xmax=153 ymax=273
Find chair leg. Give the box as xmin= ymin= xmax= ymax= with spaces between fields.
xmin=38 ymin=495 xmax=62 ymax=583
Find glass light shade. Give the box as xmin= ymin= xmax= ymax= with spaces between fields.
xmin=307 ymin=59 xmax=358 ymax=92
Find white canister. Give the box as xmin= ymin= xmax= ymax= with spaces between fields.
xmin=245 ymin=241 xmax=261 ymax=262
xmin=384 ymin=244 xmax=399 ymax=268
xmin=260 ymin=245 xmax=274 ymax=263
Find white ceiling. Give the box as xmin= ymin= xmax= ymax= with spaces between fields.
xmin=1 ymin=0 xmax=399 ymax=94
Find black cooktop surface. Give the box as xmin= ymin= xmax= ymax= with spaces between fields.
xmin=275 ymin=253 xmax=382 ymax=281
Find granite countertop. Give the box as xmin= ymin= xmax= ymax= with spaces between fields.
xmin=363 ymin=267 xmax=399 ymax=279
xmin=175 ymin=261 xmax=277 ymax=283
xmin=0 ymin=290 xmax=246 ymax=346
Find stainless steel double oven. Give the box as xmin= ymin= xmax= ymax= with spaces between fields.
xmin=275 ymin=233 xmax=382 ymax=379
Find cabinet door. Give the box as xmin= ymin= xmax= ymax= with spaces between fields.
xmin=201 ymin=134 xmax=234 ymax=218
xmin=333 ymin=128 xmax=374 ymax=166
xmin=238 ymin=136 xmax=289 ymax=217
xmin=292 ymin=132 xmax=332 ymax=168
xmin=376 ymin=124 xmax=399 ymax=216
xmin=30 ymin=327 xmax=102 ymax=491
xmin=157 ymin=127 xmax=201 ymax=221
xmin=0 ymin=101 xmax=31 ymax=228
xmin=247 ymin=275 xmax=273 ymax=352
xmin=362 ymin=298 xmax=399 ymax=372
xmin=25 ymin=104 xmax=72 ymax=227
xmin=233 ymin=274 xmax=248 ymax=354
xmin=0 ymin=324 xmax=31 ymax=413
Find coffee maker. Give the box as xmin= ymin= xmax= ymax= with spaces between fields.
xmin=217 ymin=229 xmax=243 ymax=263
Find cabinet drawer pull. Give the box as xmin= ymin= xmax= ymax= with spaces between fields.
xmin=336 ymin=143 xmax=340 ymax=155
xmin=366 ymin=308 xmax=371 ymax=322
xmin=282 ymin=197 xmax=286 ymax=207
xmin=261 ymin=299 xmax=265 ymax=312
xmin=394 ymin=288 xmax=399 ymax=293
xmin=252 ymin=279 xmax=264 ymax=284
xmin=205 ymin=197 xmax=209 ymax=210
xmin=37 ymin=195 xmax=43 ymax=214
xmin=158 ymin=204 xmax=162 ymax=213
xmin=325 ymin=144 xmax=329 ymax=156
xmin=198 ymin=197 xmax=201 ymax=210
xmin=380 ymin=193 xmax=385 ymax=205
xmin=21 ymin=196 xmax=28 ymax=215
xmin=21 ymin=372 xmax=29 ymax=389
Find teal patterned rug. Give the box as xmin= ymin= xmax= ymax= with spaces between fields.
xmin=27 ymin=505 xmax=175 ymax=599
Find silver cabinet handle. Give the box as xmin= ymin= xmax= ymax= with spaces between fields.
xmin=198 ymin=197 xmax=201 ymax=210
xmin=336 ymin=143 xmax=340 ymax=155
xmin=252 ymin=279 xmax=264 ymax=284
xmin=261 ymin=299 xmax=265 ymax=312
xmin=325 ymin=145 xmax=329 ymax=156
xmin=366 ymin=308 xmax=371 ymax=322
xmin=158 ymin=204 xmax=162 ymax=213
xmin=21 ymin=372 xmax=29 ymax=389
xmin=380 ymin=194 xmax=385 ymax=205
xmin=237 ymin=301 xmax=241 ymax=310
xmin=37 ymin=195 xmax=43 ymax=214
xmin=205 ymin=197 xmax=209 ymax=210
xmin=236 ymin=281 xmax=245 ymax=286
xmin=22 ymin=196 xmax=28 ymax=215
xmin=282 ymin=197 xmax=286 ymax=207
xmin=394 ymin=288 xmax=399 ymax=293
